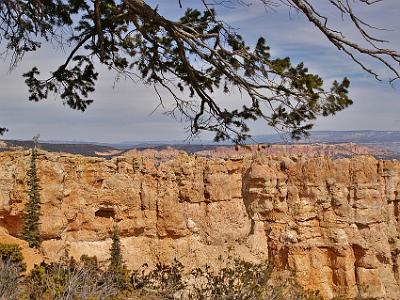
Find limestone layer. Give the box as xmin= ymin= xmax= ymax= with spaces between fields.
xmin=0 ymin=150 xmax=399 ymax=299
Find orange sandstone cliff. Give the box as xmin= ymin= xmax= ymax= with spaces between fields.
xmin=0 ymin=150 xmax=399 ymax=299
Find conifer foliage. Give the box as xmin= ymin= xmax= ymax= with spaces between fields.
xmin=4 ymin=1 xmax=400 ymax=141
xmin=108 ymin=224 xmax=132 ymax=290
xmin=109 ymin=224 xmax=123 ymax=273
xmin=22 ymin=148 xmax=42 ymax=248
xmin=1 ymin=1 xmax=400 ymax=141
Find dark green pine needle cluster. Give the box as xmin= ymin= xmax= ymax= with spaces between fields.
xmin=1 ymin=0 xmax=354 ymax=142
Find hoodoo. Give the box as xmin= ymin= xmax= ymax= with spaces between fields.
xmin=0 ymin=150 xmax=399 ymax=299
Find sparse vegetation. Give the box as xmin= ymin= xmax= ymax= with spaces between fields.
xmin=25 ymin=256 xmax=119 ymax=300
xmin=0 ymin=243 xmax=25 ymax=300
xmin=0 ymin=244 xmax=327 ymax=300
xmin=131 ymin=258 xmax=323 ymax=300
xmin=0 ymin=243 xmax=25 ymax=270
xmin=132 ymin=258 xmax=186 ymax=298
xmin=22 ymin=147 xmax=42 ymax=248
xmin=0 ymin=228 xmax=344 ymax=299
xmin=0 ymin=259 xmax=23 ymax=300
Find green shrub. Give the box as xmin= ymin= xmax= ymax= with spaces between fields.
xmin=0 ymin=243 xmax=25 ymax=300
xmin=25 ymin=256 xmax=119 ymax=300
xmin=190 ymin=259 xmax=273 ymax=299
xmin=132 ymin=258 xmax=185 ymax=298
xmin=0 ymin=243 xmax=26 ymax=271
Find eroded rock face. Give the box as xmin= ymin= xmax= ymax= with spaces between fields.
xmin=0 ymin=150 xmax=399 ymax=299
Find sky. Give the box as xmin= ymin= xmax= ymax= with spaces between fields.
xmin=0 ymin=0 xmax=399 ymax=143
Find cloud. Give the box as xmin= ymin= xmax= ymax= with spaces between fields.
xmin=0 ymin=0 xmax=399 ymax=142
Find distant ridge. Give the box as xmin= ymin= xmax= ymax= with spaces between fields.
xmin=0 ymin=140 xmax=121 ymax=157
xmin=254 ymin=130 xmax=400 ymax=144
xmin=110 ymin=130 xmax=400 ymax=146
xmin=0 ymin=130 xmax=400 ymax=159
xmin=2 ymin=131 xmax=400 ymax=157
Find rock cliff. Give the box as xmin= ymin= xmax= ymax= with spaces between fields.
xmin=0 ymin=150 xmax=399 ymax=299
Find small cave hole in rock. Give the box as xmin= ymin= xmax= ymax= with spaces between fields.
xmin=95 ymin=208 xmax=115 ymax=219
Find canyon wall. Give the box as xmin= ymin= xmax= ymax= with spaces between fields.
xmin=0 ymin=150 xmax=399 ymax=299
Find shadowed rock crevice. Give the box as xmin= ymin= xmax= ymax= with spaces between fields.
xmin=0 ymin=214 xmax=23 ymax=236
xmin=95 ymin=207 xmax=115 ymax=219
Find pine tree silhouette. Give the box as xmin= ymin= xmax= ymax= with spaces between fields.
xmin=108 ymin=224 xmax=132 ymax=290
xmin=109 ymin=224 xmax=123 ymax=272
xmin=22 ymin=148 xmax=42 ymax=248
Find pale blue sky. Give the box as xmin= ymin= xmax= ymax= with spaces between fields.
xmin=0 ymin=0 xmax=399 ymax=143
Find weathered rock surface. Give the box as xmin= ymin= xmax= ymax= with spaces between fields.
xmin=196 ymin=143 xmax=393 ymax=159
xmin=0 ymin=150 xmax=399 ymax=299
